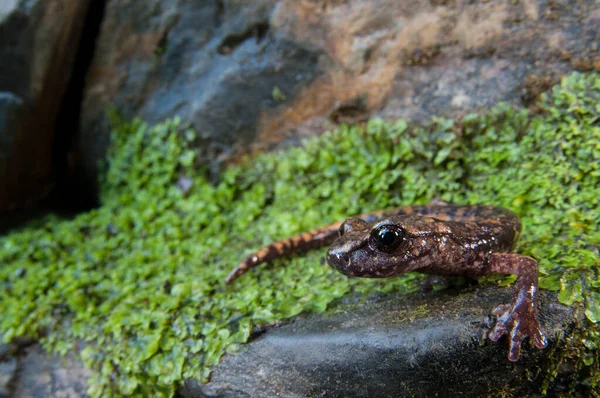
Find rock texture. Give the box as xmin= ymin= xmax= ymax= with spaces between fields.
xmin=0 ymin=359 xmax=16 ymax=398
xmin=8 ymin=344 xmax=91 ymax=398
xmin=0 ymin=0 xmax=91 ymax=212
xmin=183 ymin=287 xmax=580 ymax=397
xmin=1 ymin=286 xmax=584 ymax=397
xmin=78 ymin=0 xmax=315 ymax=187
xmin=79 ymin=0 xmax=600 ymax=187
xmin=0 ymin=342 xmax=17 ymax=398
xmin=2 ymin=0 xmax=600 ymax=208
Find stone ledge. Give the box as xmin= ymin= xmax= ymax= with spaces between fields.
xmin=184 ymin=286 xmax=579 ymax=397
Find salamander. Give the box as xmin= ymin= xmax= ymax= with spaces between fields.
xmin=225 ymin=203 xmax=547 ymax=361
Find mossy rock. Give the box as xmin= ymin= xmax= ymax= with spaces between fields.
xmin=1 ymin=72 xmax=599 ymax=396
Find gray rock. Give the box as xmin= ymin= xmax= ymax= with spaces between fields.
xmin=0 ymin=358 xmax=17 ymax=398
xmin=0 ymin=337 xmax=90 ymax=398
xmin=183 ymin=286 xmax=579 ymax=397
xmin=0 ymin=342 xmax=17 ymax=398
xmin=10 ymin=344 xmax=91 ymax=398
xmin=0 ymin=340 xmax=19 ymax=398
xmin=79 ymin=0 xmax=318 ymax=187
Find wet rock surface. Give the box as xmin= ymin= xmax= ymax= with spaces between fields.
xmin=183 ymin=286 xmax=579 ymax=398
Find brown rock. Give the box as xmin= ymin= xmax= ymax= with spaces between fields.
xmin=79 ymin=0 xmax=600 ymax=186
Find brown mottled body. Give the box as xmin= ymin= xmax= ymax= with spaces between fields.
xmin=326 ymin=205 xmax=520 ymax=279
xmin=226 ymin=203 xmax=547 ymax=361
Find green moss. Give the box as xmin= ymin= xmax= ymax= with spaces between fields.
xmin=271 ymin=86 xmax=287 ymax=102
xmin=1 ymin=72 xmax=600 ymax=396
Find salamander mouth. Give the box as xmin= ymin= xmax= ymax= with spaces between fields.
xmin=326 ymin=247 xmax=399 ymax=278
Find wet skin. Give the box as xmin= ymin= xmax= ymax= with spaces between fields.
xmin=226 ymin=204 xmax=547 ymax=361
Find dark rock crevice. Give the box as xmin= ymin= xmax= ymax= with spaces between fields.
xmin=217 ymin=21 xmax=270 ymax=55
xmin=0 ymin=0 xmax=106 ymax=233
xmin=215 ymin=0 xmax=225 ymax=26
xmin=49 ymin=0 xmax=109 ymax=214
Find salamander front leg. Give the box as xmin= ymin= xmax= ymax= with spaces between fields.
xmin=487 ymin=253 xmax=548 ymax=361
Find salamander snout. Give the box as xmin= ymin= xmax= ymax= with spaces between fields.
xmin=326 ymin=245 xmax=350 ymax=269
xmin=327 ymin=218 xmax=371 ymax=275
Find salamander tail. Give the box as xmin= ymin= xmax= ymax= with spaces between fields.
xmin=225 ymin=223 xmax=342 ymax=284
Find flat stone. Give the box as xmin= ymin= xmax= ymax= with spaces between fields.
xmin=183 ymin=286 xmax=579 ymax=397
xmin=10 ymin=344 xmax=91 ymax=398
xmin=0 ymin=357 xmax=17 ymax=398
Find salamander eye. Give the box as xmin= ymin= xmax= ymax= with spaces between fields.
xmin=370 ymin=225 xmax=405 ymax=252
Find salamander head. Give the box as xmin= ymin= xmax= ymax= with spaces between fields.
xmin=326 ymin=216 xmax=436 ymax=278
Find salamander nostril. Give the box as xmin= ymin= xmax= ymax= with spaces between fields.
xmin=326 ymin=247 xmax=348 ymax=268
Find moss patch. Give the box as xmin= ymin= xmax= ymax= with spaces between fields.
xmin=1 ymin=72 xmax=600 ymax=396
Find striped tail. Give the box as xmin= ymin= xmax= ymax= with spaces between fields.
xmin=224 ymin=222 xmax=342 ymax=284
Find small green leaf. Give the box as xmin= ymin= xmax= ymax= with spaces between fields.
xmin=586 ymin=291 xmax=600 ymax=323
xmin=433 ymin=147 xmax=452 ymax=165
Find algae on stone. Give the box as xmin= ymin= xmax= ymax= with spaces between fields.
xmin=0 ymin=72 xmax=599 ymax=396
